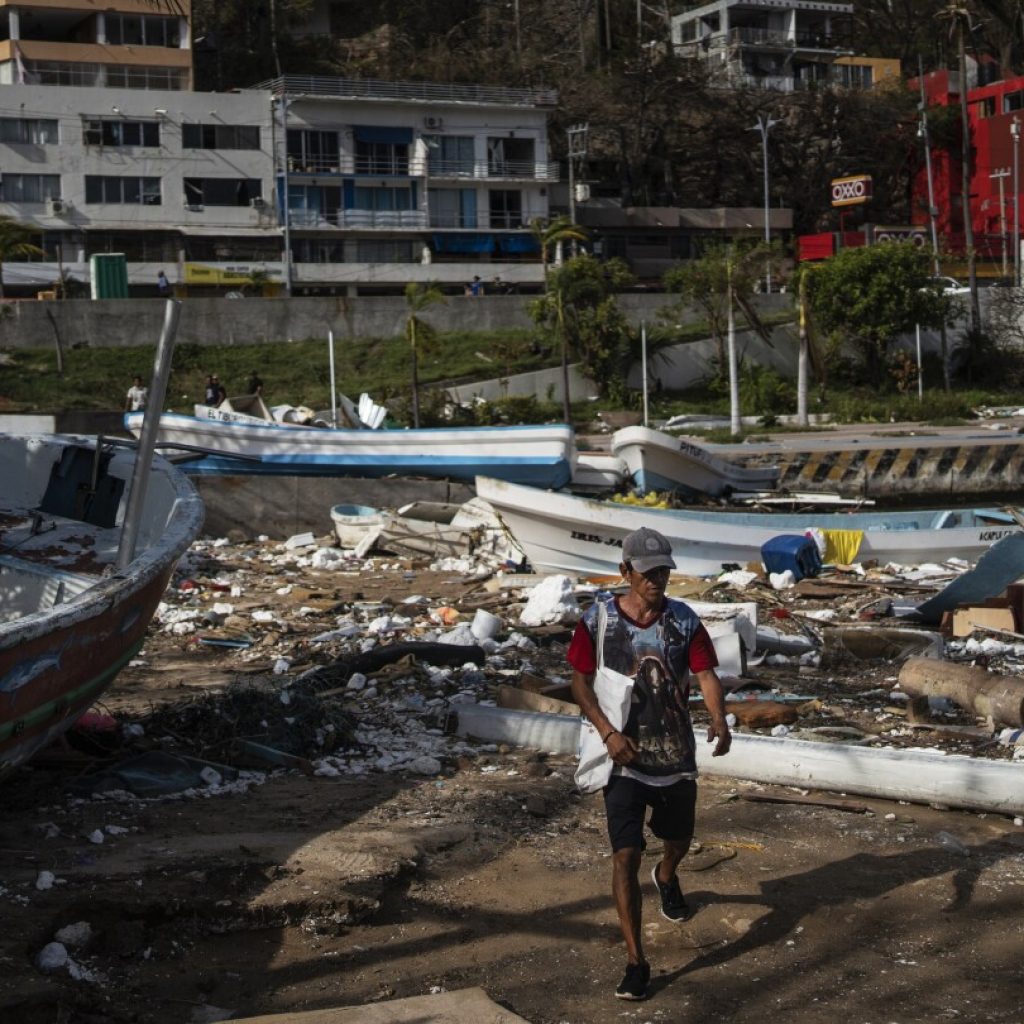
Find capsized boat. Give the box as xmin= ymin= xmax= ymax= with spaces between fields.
xmin=612 ymin=426 xmax=779 ymax=497
xmin=475 ymin=476 xmax=1022 ymax=578
xmin=0 ymin=434 xmax=203 ymax=774
xmin=125 ymin=410 xmax=575 ymax=489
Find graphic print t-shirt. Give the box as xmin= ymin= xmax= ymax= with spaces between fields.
xmin=568 ymin=596 xmax=717 ymax=782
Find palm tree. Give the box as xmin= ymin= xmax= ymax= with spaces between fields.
xmin=529 ymin=216 xmax=589 ymax=421
xmin=0 ymin=216 xmax=44 ymax=300
xmin=530 ymin=215 xmax=588 ymax=291
xmin=403 ymin=282 xmax=446 ymax=428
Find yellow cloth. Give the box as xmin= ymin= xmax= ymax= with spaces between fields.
xmin=820 ymin=528 xmax=864 ymax=565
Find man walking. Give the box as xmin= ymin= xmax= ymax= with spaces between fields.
xmin=568 ymin=527 xmax=731 ymax=1001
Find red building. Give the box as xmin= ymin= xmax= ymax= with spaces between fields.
xmin=801 ymin=66 xmax=1021 ymax=271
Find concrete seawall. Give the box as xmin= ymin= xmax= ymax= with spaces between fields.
xmin=0 ymin=293 xmax=791 ymax=350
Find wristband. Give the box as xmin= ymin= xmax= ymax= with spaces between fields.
xmin=601 ymin=729 xmax=618 ymax=744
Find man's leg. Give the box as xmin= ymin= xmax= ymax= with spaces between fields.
xmin=612 ymin=846 xmax=645 ymax=964
xmin=655 ymin=837 xmax=691 ymax=885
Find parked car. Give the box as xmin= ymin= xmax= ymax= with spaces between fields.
xmin=932 ymin=276 xmax=970 ymax=295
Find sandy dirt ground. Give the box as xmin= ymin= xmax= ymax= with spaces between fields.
xmin=3 ymin=542 xmax=1024 ymax=1024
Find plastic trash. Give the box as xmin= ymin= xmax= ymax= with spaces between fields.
xmin=470 ymin=608 xmax=503 ymax=641
xmin=936 ymin=831 xmax=970 ymax=855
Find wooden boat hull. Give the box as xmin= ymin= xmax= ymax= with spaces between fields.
xmin=126 ymin=412 xmax=575 ymax=489
xmin=612 ymin=426 xmax=779 ymax=497
xmin=475 ymin=476 xmax=1022 ymax=577
xmin=0 ymin=435 xmax=203 ymax=774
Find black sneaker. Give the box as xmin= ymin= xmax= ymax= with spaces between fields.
xmin=651 ymin=864 xmax=694 ymax=922
xmin=615 ymin=960 xmax=651 ymax=1001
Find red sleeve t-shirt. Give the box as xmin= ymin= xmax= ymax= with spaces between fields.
xmin=566 ymin=599 xmax=719 ymax=675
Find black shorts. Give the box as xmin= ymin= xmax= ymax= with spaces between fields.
xmin=603 ymin=774 xmax=697 ymax=853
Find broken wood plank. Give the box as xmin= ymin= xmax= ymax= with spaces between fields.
xmin=724 ymin=701 xmax=799 ymax=728
xmin=740 ymin=791 xmax=871 ymax=813
xmin=497 ymin=684 xmax=580 ymax=717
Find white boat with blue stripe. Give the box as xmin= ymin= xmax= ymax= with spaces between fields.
xmin=125 ymin=405 xmax=575 ymax=489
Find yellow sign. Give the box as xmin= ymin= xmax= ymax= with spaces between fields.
xmin=183 ymin=263 xmax=272 ymax=286
xmin=830 ymin=174 xmax=873 ymax=207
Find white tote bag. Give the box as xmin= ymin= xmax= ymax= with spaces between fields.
xmin=574 ymin=601 xmax=634 ymax=794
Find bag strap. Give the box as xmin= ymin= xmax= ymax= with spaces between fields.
xmin=596 ymin=599 xmax=608 ymax=671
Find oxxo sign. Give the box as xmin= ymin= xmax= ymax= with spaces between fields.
xmin=830 ymin=174 xmax=873 ymax=207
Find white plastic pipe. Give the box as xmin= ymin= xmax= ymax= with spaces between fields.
xmin=455 ymin=706 xmax=1024 ymax=815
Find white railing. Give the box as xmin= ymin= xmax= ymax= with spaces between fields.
xmin=257 ymin=75 xmax=558 ymax=107
xmin=288 ymin=208 xmax=428 ymax=229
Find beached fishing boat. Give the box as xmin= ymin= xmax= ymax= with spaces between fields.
xmin=612 ymin=426 xmax=779 ymax=497
xmin=125 ymin=410 xmax=575 ymax=489
xmin=476 ymin=476 xmax=1022 ymax=577
xmin=0 ymin=434 xmax=203 ymax=774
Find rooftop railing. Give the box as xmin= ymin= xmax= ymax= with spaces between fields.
xmin=256 ymin=75 xmax=558 ymax=108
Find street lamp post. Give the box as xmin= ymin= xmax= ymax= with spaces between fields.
xmin=1013 ymin=117 xmax=1021 ymax=287
xmin=748 ymin=114 xmax=779 ymax=291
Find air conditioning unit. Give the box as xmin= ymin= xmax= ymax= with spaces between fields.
xmin=423 ymin=116 xmax=444 ymax=130
xmin=250 ymin=196 xmax=266 ymax=209
xmin=47 ymin=198 xmax=66 ymax=215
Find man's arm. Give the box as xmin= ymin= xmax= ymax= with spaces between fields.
xmin=571 ymin=669 xmax=637 ymax=766
xmin=694 ymin=668 xmax=732 ymax=757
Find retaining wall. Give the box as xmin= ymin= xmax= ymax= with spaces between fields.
xmin=0 ymin=293 xmax=791 ymax=350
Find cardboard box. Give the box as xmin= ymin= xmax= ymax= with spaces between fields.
xmin=951 ymin=605 xmax=1017 ymax=638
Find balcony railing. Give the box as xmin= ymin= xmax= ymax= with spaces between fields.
xmin=678 ymin=28 xmax=842 ymax=52
xmin=288 ymin=208 xmax=429 ymax=229
xmin=256 ymin=74 xmax=558 ymax=108
xmin=284 ymin=155 xmax=560 ymax=182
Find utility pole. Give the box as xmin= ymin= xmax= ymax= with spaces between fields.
xmin=748 ymin=113 xmax=779 ymax=291
xmin=955 ymin=14 xmax=981 ymax=334
xmin=918 ymin=59 xmax=950 ymax=392
xmin=566 ymin=123 xmax=588 ymax=252
xmin=990 ymin=168 xmax=1011 ymax=278
xmin=1013 ymin=117 xmax=1021 ymax=287
xmin=277 ymin=92 xmax=293 ymax=297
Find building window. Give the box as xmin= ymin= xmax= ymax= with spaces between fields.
xmin=86 ymin=231 xmax=180 ymax=262
xmin=106 ymin=14 xmax=181 ymax=48
xmin=975 ymin=96 xmax=997 ymax=118
xmin=429 ymin=188 xmax=477 ymax=227
xmin=0 ymin=174 xmax=61 ymax=202
xmin=835 ymin=64 xmax=873 ymax=89
xmin=183 ymin=178 xmax=262 ymax=207
xmin=352 ymin=186 xmax=414 ymax=211
xmin=0 ymin=118 xmax=58 ymax=144
xmin=287 ymin=130 xmax=340 ymax=172
xmin=84 ymin=176 xmax=161 ymax=205
xmin=1004 ymin=91 xmax=1024 ymax=113
xmin=105 ymin=66 xmax=185 ymax=90
xmin=83 ymin=119 xmax=160 ymax=147
xmin=29 ymin=61 xmax=102 ymax=87
xmin=426 ymin=135 xmax=475 ymax=176
xmin=292 ymin=239 xmax=345 ymax=263
xmin=355 ymin=240 xmax=415 ymax=262
xmin=354 ymin=140 xmax=408 ymax=175
xmin=183 ymin=124 xmax=260 ymax=150
xmin=487 ymin=137 xmax=536 ymax=177
xmin=489 ymin=189 xmax=523 ymax=229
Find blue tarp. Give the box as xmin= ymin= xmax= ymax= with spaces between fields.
xmin=497 ymin=234 xmax=540 ymax=254
xmin=432 ymin=233 xmax=494 ymax=253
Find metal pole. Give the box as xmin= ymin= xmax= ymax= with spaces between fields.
xmin=1013 ymin=117 xmax=1021 ymax=287
xmin=727 ymin=254 xmax=740 ymax=436
xmin=917 ymin=61 xmax=942 ymax=279
xmin=641 ymin=322 xmax=649 ymax=427
xmin=748 ymin=115 xmax=778 ymax=292
xmin=116 ymin=299 xmax=181 ymax=570
xmin=916 ymin=322 xmax=923 ymax=402
xmin=990 ymin=168 xmax=1011 ymax=278
xmin=278 ymin=93 xmax=293 ymax=297
xmin=328 ymin=329 xmax=337 ymax=427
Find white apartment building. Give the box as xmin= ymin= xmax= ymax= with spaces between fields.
xmin=0 ymin=75 xmax=557 ymax=296
xmin=671 ymin=0 xmax=855 ymax=92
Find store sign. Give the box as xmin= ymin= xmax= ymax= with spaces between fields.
xmin=872 ymin=226 xmax=928 ymax=246
xmin=183 ymin=263 xmax=280 ymax=286
xmin=830 ymin=175 xmax=873 ymax=207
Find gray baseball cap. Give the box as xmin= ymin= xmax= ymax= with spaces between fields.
xmin=621 ymin=527 xmax=676 ymax=573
